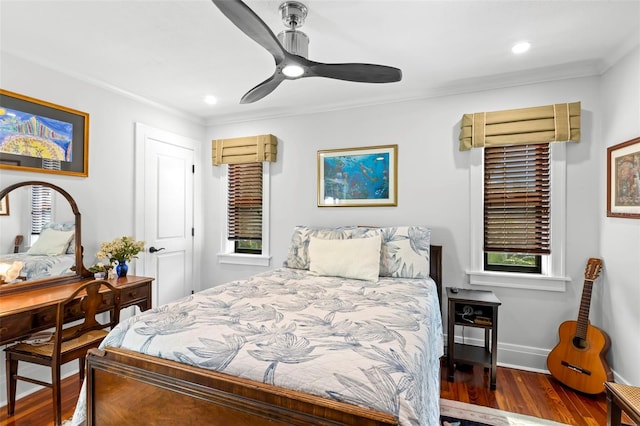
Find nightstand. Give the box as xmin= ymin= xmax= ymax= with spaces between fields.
xmin=447 ymin=287 xmax=501 ymax=389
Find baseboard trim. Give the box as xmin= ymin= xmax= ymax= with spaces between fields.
xmin=448 ymin=334 xmax=629 ymax=384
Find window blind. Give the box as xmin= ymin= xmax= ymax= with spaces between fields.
xmin=31 ymin=185 xmax=52 ymax=234
xmin=227 ymin=162 xmax=263 ymax=241
xmin=484 ymin=144 xmax=550 ymax=254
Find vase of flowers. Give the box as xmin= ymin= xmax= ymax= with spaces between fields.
xmin=97 ymin=236 xmax=145 ymax=278
xmin=115 ymin=260 xmax=128 ymax=278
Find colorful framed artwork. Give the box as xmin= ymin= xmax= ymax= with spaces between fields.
xmin=317 ymin=144 xmax=397 ymax=207
xmin=0 ymin=89 xmax=89 ymax=177
xmin=607 ymin=136 xmax=640 ymax=218
xmin=0 ymin=195 xmax=8 ymax=216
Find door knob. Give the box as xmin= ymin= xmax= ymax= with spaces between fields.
xmin=149 ymin=246 xmax=165 ymax=253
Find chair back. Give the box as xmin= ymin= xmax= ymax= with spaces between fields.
xmin=13 ymin=235 xmax=23 ymax=253
xmin=53 ymin=279 xmax=121 ymax=353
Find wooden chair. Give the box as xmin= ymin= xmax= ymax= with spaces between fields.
xmin=4 ymin=280 xmax=121 ymax=425
xmin=13 ymin=234 xmax=23 ymax=253
xmin=605 ymin=382 xmax=640 ymax=426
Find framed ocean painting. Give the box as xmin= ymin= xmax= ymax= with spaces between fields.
xmin=0 ymin=89 xmax=89 ymax=177
xmin=317 ymin=144 xmax=397 ymax=207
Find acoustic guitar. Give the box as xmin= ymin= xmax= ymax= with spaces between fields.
xmin=547 ymin=258 xmax=612 ymax=394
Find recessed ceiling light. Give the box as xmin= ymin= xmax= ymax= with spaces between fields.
xmin=204 ymin=95 xmax=217 ymax=105
xmin=512 ymin=41 xmax=531 ymax=54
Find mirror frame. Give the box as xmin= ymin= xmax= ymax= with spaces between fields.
xmin=0 ymin=180 xmax=88 ymax=295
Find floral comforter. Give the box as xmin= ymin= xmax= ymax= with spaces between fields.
xmin=72 ymin=268 xmax=443 ymax=425
xmin=0 ymin=252 xmax=75 ymax=282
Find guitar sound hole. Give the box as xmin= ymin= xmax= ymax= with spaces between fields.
xmin=572 ymin=336 xmax=588 ymax=350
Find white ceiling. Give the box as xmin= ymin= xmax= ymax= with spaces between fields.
xmin=1 ymin=0 xmax=639 ymax=125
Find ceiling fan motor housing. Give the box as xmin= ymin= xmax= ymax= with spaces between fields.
xmin=277 ymin=29 xmax=309 ymax=58
xmin=278 ymin=1 xmax=309 ymax=57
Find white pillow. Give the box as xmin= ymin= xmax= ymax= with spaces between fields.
xmin=27 ymin=228 xmax=75 ymax=255
xmin=308 ymin=235 xmax=381 ymax=281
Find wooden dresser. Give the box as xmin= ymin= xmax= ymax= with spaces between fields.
xmin=0 ymin=276 xmax=153 ymax=346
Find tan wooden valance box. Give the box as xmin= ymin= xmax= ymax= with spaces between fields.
xmin=212 ymin=134 xmax=277 ymax=165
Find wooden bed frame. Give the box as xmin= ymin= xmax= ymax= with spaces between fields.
xmin=84 ymin=245 xmax=443 ymax=426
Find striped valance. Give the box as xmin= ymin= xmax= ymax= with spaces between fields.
xmin=459 ymin=102 xmax=581 ymax=151
xmin=212 ymin=134 xmax=277 ymax=165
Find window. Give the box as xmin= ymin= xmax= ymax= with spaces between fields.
xmin=228 ymin=162 xmax=263 ymax=255
xmin=468 ymin=143 xmax=569 ymax=291
xmin=30 ymin=160 xmax=60 ymax=241
xmin=31 ymin=184 xmax=52 ymax=235
xmin=218 ymin=162 xmax=271 ymax=266
xmin=483 ymin=144 xmax=549 ymax=274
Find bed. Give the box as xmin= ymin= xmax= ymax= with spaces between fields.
xmin=0 ymin=222 xmax=76 ymax=282
xmin=0 ymin=252 xmax=75 ymax=282
xmin=72 ymin=226 xmax=443 ymax=426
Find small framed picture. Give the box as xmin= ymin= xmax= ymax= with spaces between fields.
xmin=317 ymin=144 xmax=397 ymax=207
xmin=607 ymin=136 xmax=640 ymax=218
xmin=0 ymin=195 xmax=8 ymax=216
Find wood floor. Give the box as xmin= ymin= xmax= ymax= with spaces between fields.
xmin=0 ymin=362 xmax=628 ymax=426
xmin=441 ymin=363 xmax=615 ymax=426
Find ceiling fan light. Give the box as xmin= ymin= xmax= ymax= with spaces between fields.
xmin=283 ymin=64 xmax=304 ymax=77
xmin=512 ymin=41 xmax=531 ymax=54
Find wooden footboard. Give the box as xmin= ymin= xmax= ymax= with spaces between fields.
xmin=86 ymin=347 xmax=397 ymax=425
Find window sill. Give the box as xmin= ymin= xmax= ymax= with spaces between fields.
xmin=466 ymin=270 xmax=571 ymax=292
xmin=217 ymin=253 xmax=271 ymax=267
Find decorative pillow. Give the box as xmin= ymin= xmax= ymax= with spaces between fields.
xmin=308 ymin=235 xmax=381 ymax=281
xmin=283 ymin=225 xmax=381 ymax=270
xmin=283 ymin=225 xmax=355 ymax=269
xmin=378 ymin=226 xmax=431 ymax=278
xmin=26 ymin=228 xmax=75 ymax=256
xmin=42 ymin=222 xmax=76 ymax=254
xmin=42 ymin=222 xmax=75 ymax=232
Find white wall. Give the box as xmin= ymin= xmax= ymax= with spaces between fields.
xmin=0 ymin=53 xmax=206 ymax=258
xmin=600 ymin=45 xmax=640 ymax=386
xmin=0 ymin=52 xmax=206 ymax=405
xmin=205 ymin=74 xmax=637 ymax=380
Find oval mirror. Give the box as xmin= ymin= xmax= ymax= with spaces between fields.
xmin=0 ymin=181 xmax=86 ymax=295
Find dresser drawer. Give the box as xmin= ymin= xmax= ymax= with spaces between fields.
xmin=0 ymin=312 xmax=33 ymax=343
xmin=34 ymin=307 xmax=57 ymax=326
xmin=60 ymin=293 xmax=116 ymax=320
xmin=121 ymin=284 xmax=150 ymax=307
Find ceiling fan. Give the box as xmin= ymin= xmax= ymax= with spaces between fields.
xmin=211 ymin=0 xmax=403 ymax=104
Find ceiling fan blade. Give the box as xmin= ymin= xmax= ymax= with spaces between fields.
xmin=305 ymin=61 xmax=402 ymax=83
xmin=240 ymin=73 xmax=286 ymax=104
xmin=212 ymin=0 xmax=285 ymax=63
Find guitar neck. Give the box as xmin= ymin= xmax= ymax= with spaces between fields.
xmin=575 ymin=279 xmax=594 ymax=339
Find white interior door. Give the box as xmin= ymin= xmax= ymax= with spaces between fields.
xmin=135 ymin=123 xmax=195 ymax=307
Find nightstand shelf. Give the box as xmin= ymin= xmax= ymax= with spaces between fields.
xmin=447 ymin=287 xmax=501 ymax=389
xmin=452 ymin=342 xmax=493 ymax=366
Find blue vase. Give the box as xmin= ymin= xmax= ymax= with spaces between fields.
xmin=116 ymin=260 xmax=128 ymax=277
